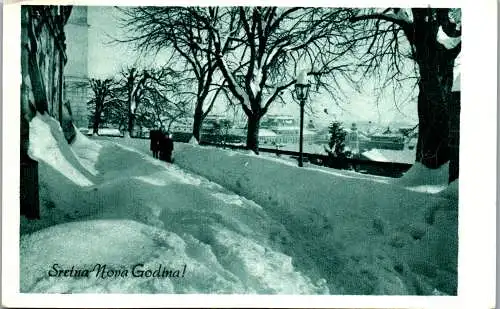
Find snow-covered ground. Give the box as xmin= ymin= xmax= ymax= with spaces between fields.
xmin=21 ymin=114 xmax=458 ymax=295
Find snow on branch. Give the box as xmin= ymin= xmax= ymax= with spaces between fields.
xmin=350 ymin=10 xmax=413 ymax=29
xmin=219 ymin=58 xmax=251 ymax=110
xmin=437 ymin=26 xmax=461 ymax=50
xmin=262 ymin=79 xmax=295 ymax=111
xmin=452 ymin=73 xmax=460 ymax=92
xmin=387 ymin=9 xmax=413 ymax=24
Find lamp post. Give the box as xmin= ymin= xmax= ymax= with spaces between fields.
xmin=294 ymin=70 xmax=311 ymax=167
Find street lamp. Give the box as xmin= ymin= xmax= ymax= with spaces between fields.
xmin=294 ymin=70 xmax=311 ymax=167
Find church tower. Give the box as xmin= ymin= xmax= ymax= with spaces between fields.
xmin=64 ymin=6 xmax=89 ymax=128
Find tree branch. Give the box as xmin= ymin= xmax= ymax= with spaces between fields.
xmin=350 ymin=12 xmax=412 ymax=31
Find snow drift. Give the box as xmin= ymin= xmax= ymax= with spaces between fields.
xmin=22 ymin=219 xmax=325 ymax=293
xmin=28 ymin=113 xmax=95 ymax=186
xmin=397 ymin=162 xmax=451 ymax=193
xmin=172 ymin=143 xmax=459 ymax=295
xmin=21 ymin=115 xmax=327 ymax=294
xmin=21 ymin=115 xmax=458 ymax=295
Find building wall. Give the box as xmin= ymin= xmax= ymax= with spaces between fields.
xmin=20 ymin=5 xmax=73 ymax=218
xmin=64 ymin=6 xmax=89 ymax=128
xmin=21 ymin=6 xmax=70 ymax=125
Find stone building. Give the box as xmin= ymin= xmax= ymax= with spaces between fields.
xmin=21 ymin=5 xmax=73 ymax=219
xmin=64 ymin=6 xmax=90 ymax=128
xmin=21 ymin=6 xmax=71 ymax=124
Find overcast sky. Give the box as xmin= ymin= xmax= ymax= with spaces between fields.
xmin=87 ymin=6 xmax=423 ymax=126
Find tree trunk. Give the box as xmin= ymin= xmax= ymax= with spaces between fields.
xmin=246 ymin=114 xmax=261 ymax=154
xmin=448 ymin=91 xmax=460 ymax=183
xmin=58 ymin=51 xmax=64 ymax=124
xmin=415 ymin=80 xmax=450 ymax=168
xmin=127 ymin=112 xmax=135 ymax=138
xmin=92 ymin=109 xmax=101 ymax=135
xmin=61 ymin=101 xmax=77 ymax=143
xmin=192 ymin=101 xmax=204 ymax=142
xmin=414 ymin=36 xmax=455 ymax=169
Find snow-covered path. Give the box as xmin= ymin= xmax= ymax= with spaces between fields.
xmin=20 ymin=115 xmax=458 ymax=295
xmin=21 ymin=116 xmax=327 ymax=293
xmin=89 ymin=136 xmax=458 ymax=295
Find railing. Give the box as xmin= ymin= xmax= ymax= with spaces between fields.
xmin=198 ymin=140 xmax=412 ymax=178
xmin=90 ymin=132 xmax=413 ymax=178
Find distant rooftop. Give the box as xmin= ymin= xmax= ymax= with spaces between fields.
xmin=263 ymin=114 xmax=295 ymax=119
xmin=361 ymin=148 xmax=415 ymax=165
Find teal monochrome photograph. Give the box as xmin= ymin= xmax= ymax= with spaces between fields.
xmin=19 ymin=5 xmax=460 ymax=295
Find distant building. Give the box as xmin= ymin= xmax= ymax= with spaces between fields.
xmin=260 ymin=115 xmax=315 ymax=145
xmin=345 ymin=123 xmax=360 ymax=154
xmin=64 ymin=6 xmax=90 ymax=128
xmin=367 ymin=133 xmax=405 ymax=150
xmin=202 ymin=115 xmax=233 ymax=132
xmin=261 ymin=115 xmax=297 ymax=129
xmin=194 ymin=114 xmax=320 ymax=146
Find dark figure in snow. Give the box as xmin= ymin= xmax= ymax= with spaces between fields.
xmin=159 ymin=132 xmax=174 ymax=163
xmin=150 ymin=129 xmax=160 ymax=159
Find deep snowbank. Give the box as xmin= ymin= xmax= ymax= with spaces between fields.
xmin=21 ymin=219 xmax=324 ymax=293
xmin=438 ymin=180 xmax=459 ymax=200
xmin=28 ymin=113 xmax=95 ymax=186
xmin=86 ymin=136 xmax=459 ymax=295
xmin=21 ymin=116 xmax=458 ymax=295
xmin=173 ymin=143 xmax=458 ymax=294
xmin=397 ymin=162 xmax=451 ymax=193
xmin=21 ymin=115 xmax=328 ymax=294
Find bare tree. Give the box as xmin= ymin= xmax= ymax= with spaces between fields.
xmin=120 ymin=7 xmax=357 ymax=151
xmin=138 ymin=67 xmax=192 ymax=131
xmin=350 ymin=8 xmax=461 ymax=178
xmin=88 ymin=78 xmax=116 ymax=135
xmin=180 ymin=7 xmax=357 ymax=153
xmin=115 ymin=67 xmax=151 ymax=138
xmin=104 ymin=94 xmax=128 ymax=133
xmin=107 ymin=65 xmax=193 ymax=136
xmin=118 ymin=7 xmax=219 ymax=141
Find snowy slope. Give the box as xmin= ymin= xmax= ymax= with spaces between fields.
xmin=171 ymin=143 xmax=458 ymax=295
xmin=21 ymin=116 xmax=458 ymax=295
xmin=397 ymin=162 xmax=450 ymax=193
xmin=21 ymin=115 xmax=327 ymax=294
xmin=102 ymin=138 xmax=458 ymax=295
xmin=22 ymin=219 xmax=324 ymax=293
